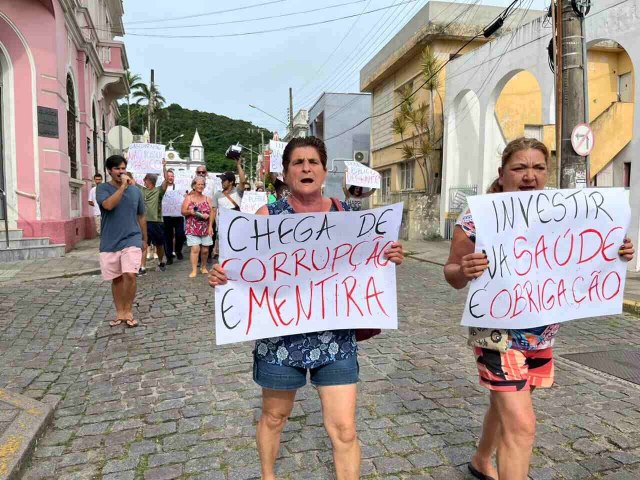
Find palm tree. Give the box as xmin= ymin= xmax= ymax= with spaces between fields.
xmin=125 ymin=71 xmax=144 ymax=131
xmin=133 ymin=83 xmax=167 ymax=143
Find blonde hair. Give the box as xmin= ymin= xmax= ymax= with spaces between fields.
xmin=487 ymin=137 xmax=550 ymax=193
xmin=191 ymin=177 xmax=206 ymax=189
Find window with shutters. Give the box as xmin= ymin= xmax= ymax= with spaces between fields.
xmin=67 ymin=75 xmax=77 ymax=178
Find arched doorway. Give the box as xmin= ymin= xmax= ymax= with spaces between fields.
xmin=0 ymin=59 xmax=5 ymax=223
xmin=66 ymin=75 xmax=77 ymax=178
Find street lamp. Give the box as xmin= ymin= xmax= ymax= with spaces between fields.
xmin=249 ymin=104 xmax=288 ymax=127
xmin=167 ymin=133 xmax=184 ymax=150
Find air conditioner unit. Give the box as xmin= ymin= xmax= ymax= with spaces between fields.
xmin=353 ymin=150 xmax=369 ymax=164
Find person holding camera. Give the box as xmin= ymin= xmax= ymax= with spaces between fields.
xmin=181 ymin=176 xmax=213 ymax=278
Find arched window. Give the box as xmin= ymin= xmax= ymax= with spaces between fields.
xmin=92 ymin=104 xmax=98 ymax=174
xmin=66 ymin=75 xmax=77 ymax=178
xmin=193 ymin=149 xmax=201 ymax=162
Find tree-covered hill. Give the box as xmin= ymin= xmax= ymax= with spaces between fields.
xmin=119 ymin=103 xmax=273 ymax=173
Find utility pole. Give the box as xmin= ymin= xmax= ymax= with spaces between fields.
xmin=559 ymin=0 xmax=590 ymax=188
xmin=289 ymin=87 xmax=294 ymax=134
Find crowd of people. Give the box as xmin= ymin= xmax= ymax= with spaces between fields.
xmin=92 ymin=136 xmax=635 ymax=480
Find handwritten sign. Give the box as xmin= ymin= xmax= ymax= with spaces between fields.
xmin=462 ymin=188 xmax=631 ymax=329
xmin=345 ymin=161 xmax=381 ymax=189
xmin=240 ymin=191 xmax=267 ymax=214
xmin=127 ymin=143 xmax=165 ymax=174
xmin=268 ymin=140 xmax=286 ymax=174
xmin=214 ymin=203 xmax=403 ymax=345
xmin=162 ymin=189 xmax=185 ymax=217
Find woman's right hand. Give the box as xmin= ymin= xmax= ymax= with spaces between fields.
xmin=460 ymin=252 xmax=489 ymax=279
xmin=208 ymin=264 xmax=228 ymax=288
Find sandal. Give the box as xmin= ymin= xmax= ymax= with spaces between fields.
xmin=109 ymin=318 xmax=124 ymax=327
xmin=468 ymin=463 xmax=496 ymax=480
xmin=124 ymin=313 xmax=138 ymax=328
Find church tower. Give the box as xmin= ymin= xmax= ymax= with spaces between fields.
xmin=190 ymin=129 xmax=204 ymax=164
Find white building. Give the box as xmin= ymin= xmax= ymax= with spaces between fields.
xmin=165 ymin=129 xmax=206 ymax=175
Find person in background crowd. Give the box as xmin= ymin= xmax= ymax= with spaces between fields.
xmin=208 ymin=136 xmax=405 ymax=480
xmin=88 ymin=173 xmax=103 ymax=236
xmin=182 ymin=176 xmax=214 ymax=278
xmin=193 ymin=167 xmax=214 ymax=267
xmin=138 ymin=162 xmax=170 ymax=275
xmin=342 ymin=177 xmax=376 ymax=212
xmin=97 ymin=155 xmax=146 ymax=328
xmin=443 ymin=137 xmax=635 ymax=480
xmin=162 ymin=168 xmax=186 ymax=265
xmin=255 ymin=181 xmax=266 ymax=193
xmin=266 ymin=185 xmax=277 ymax=204
xmin=243 ymin=181 xmax=252 ymax=191
xmin=212 ymin=160 xmax=246 ymax=258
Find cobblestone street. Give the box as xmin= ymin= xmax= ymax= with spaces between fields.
xmin=1 ymin=257 xmax=640 ymax=480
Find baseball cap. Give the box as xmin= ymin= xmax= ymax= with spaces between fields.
xmin=218 ymin=171 xmax=236 ymax=182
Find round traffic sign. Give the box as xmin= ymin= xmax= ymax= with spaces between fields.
xmin=571 ymin=123 xmax=594 ymax=156
xmin=107 ymin=126 xmax=133 ymax=151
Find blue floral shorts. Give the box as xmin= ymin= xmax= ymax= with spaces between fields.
xmin=253 ymin=354 xmax=359 ymax=391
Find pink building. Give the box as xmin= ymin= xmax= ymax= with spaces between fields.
xmin=0 ymin=0 xmax=128 ymax=250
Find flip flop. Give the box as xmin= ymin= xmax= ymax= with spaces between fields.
xmin=109 ymin=318 xmax=124 ymax=327
xmin=124 ymin=313 xmax=138 ymax=328
xmin=468 ymin=463 xmax=496 ymax=480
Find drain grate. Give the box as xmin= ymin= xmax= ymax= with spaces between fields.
xmin=561 ymin=349 xmax=640 ymax=385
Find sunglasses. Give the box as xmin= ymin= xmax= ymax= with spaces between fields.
xmin=196 ymin=171 xmax=207 ymax=175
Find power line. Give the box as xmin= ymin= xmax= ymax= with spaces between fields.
xmin=323 ymin=0 xmax=525 ymax=142
xmin=125 ymin=0 xmax=290 ymax=25
xmin=121 ymin=1 xmax=419 ymax=39
xmin=296 ymin=0 xmax=421 ymax=107
xmin=125 ymin=0 xmax=372 ymax=30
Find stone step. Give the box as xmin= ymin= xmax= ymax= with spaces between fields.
xmin=0 ymin=229 xmax=23 ymax=241
xmin=0 ymin=244 xmax=65 ymax=263
xmin=0 ymin=237 xmax=51 ymax=249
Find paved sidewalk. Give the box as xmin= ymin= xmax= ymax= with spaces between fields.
xmin=0 ymin=239 xmax=100 ymax=284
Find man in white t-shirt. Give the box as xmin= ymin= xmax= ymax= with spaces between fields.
xmin=88 ymin=173 xmax=103 ymax=235
xmin=211 ymin=162 xmax=245 ymax=258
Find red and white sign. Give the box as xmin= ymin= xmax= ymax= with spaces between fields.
xmin=571 ymin=123 xmax=594 ymax=157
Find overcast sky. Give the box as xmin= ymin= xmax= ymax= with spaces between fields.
xmin=121 ymin=0 xmax=547 ymax=133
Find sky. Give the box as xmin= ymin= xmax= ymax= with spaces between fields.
xmin=120 ymin=0 xmax=548 ymax=134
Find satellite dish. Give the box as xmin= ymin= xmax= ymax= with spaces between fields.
xmin=107 ymin=126 xmax=133 ymax=151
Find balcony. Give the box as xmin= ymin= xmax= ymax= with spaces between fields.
xmin=98 ymin=41 xmax=129 ymax=100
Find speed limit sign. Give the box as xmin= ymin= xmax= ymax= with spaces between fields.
xmin=571 ymin=123 xmax=594 ymax=156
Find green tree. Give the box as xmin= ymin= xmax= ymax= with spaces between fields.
xmin=392 ymin=46 xmax=444 ymax=194
xmin=124 ymin=71 xmax=144 ymax=131
xmin=133 ymin=83 xmax=167 ymax=142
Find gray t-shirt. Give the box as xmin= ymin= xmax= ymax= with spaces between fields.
xmin=96 ymin=183 xmax=145 ymax=252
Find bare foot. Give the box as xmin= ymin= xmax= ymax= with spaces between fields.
xmin=200 ymin=267 xmax=208 ymax=274
xmin=189 ymin=271 xmax=197 ymax=278
xmin=471 ymin=453 xmax=498 ymax=480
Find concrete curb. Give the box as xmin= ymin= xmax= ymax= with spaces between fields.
xmin=0 ymin=390 xmax=60 ymax=480
xmin=0 ymin=267 xmax=101 ymax=285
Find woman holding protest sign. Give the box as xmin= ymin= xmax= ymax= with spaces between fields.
xmin=208 ymin=136 xmax=404 ymax=480
xmin=444 ymin=137 xmax=635 ymax=480
xmin=342 ymin=177 xmax=376 ymax=212
xmin=181 ymin=176 xmax=214 ymax=278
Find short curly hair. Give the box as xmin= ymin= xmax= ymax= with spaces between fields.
xmin=282 ymin=136 xmax=327 ymax=173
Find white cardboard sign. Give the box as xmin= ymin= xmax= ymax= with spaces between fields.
xmin=462 ymin=188 xmax=631 ymax=329
xmin=268 ymin=140 xmax=287 ymax=174
xmin=240 ymin=191 xmax=268 ymax=214
xmin=214 ymin=203 xmax=403 ymax=345
xmin=162 ymin=189 xmax=185 ymax=217
xmin=345 ymin=161 xmax=381 ymax=189
xmin=127 ymin=143 xmax=165 ymax=174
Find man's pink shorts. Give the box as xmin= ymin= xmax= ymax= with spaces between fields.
xmin=100 ymin=246 xmax=142 ymax=281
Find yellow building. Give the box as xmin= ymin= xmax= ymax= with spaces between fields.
xmin=360 ymin=1 xmax=545 ymax=239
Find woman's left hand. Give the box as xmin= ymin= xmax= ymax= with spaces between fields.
xmin=619 ymin=237 xmax=635 ymax=262
xmin=384 ymin=241 xmax=404 ymax=265
xmin=207 ymin=226 xmax=213 ymax=237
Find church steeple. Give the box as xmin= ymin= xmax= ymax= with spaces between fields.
xmin=190 ymin=129 xmax=204 ymax=164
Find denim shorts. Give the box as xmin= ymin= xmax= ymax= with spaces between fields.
xmin=253 ymin=354 xmax=359 ymax=391
xmin=186 ymin=234 xmax=213 ymax=247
